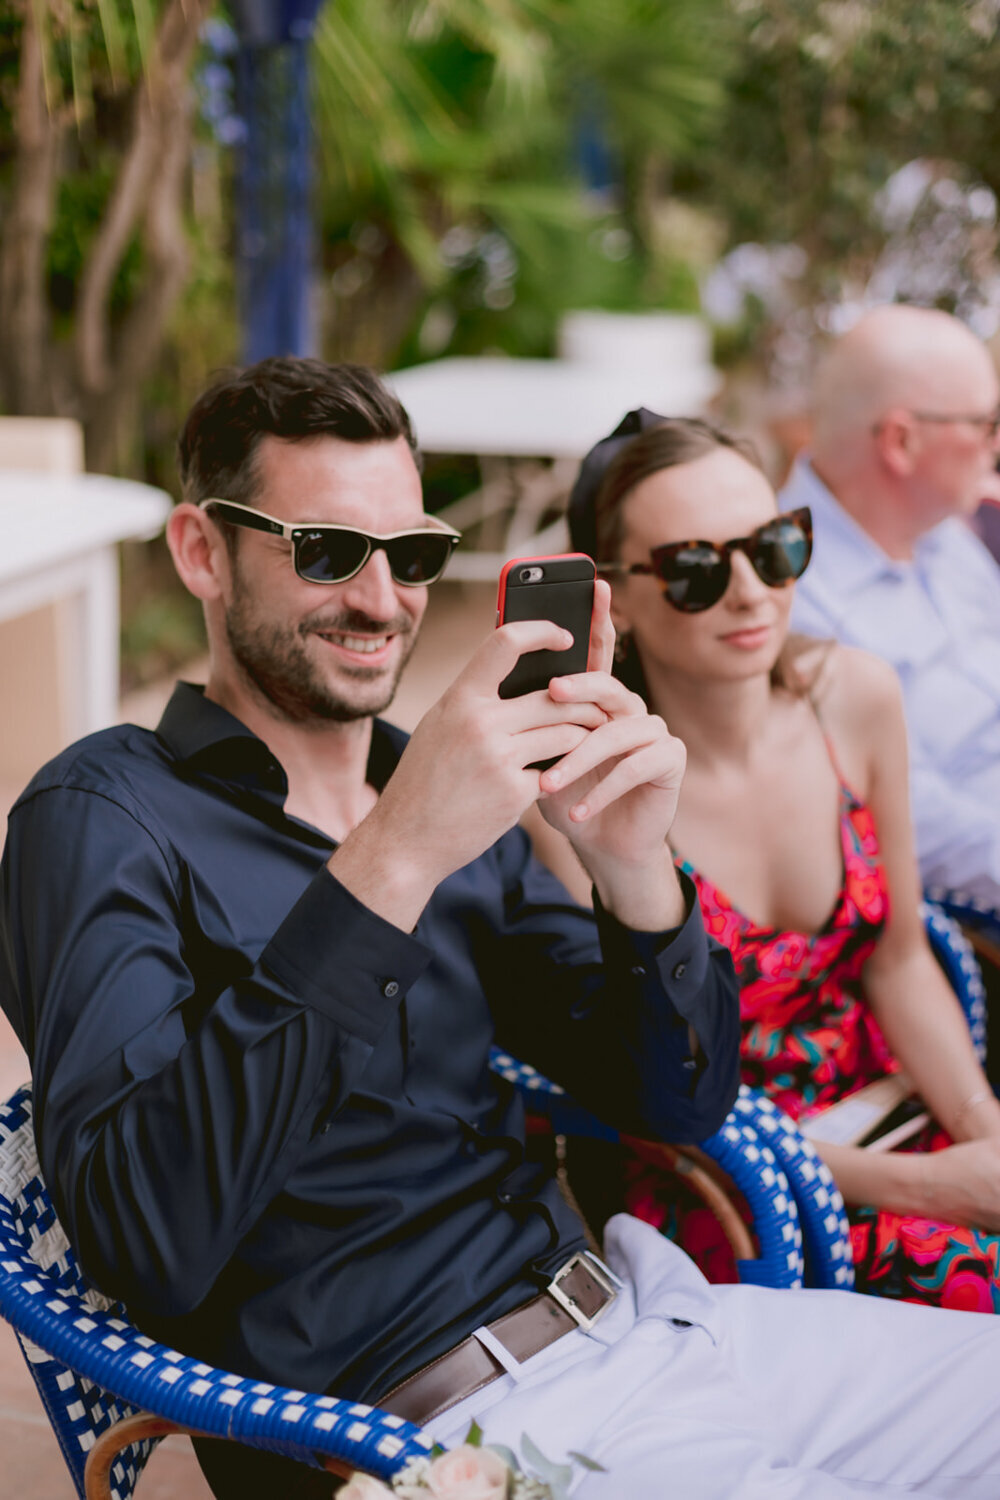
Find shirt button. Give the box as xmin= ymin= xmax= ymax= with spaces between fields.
xmin=382 ymin=980 xmax=400 ymax=998
xmin=672 ymin=961 xmax=687 ymax=980
xmin=631 ymin=964 xmax=646 ymax=978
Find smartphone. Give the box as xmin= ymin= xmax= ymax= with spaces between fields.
xmin=496 ymin=553 xmax=596 ymax=700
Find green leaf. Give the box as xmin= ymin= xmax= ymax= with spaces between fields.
xmin=464 ymin=1418 xmax=484 ymax=1448
xmin=95 ymin=0 xmax=127 ymax=86
xmin=520 ymin=1434 xmax=573 ymax=1490
xmin=486 ymin=1443 xmax=520 ymax=1472
xmin=567 ymin=1451 xmax=607 ymax=1473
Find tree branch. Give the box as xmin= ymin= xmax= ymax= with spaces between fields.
xmin=74 ymin=0 xmax=212 ymax=397
xmin=0 ymin=0 xmax=63 ymax=414
xmin=85 ymin=87 xmax=194 ymax=471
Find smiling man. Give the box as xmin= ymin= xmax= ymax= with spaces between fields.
xmin=4 ymin=358 xmax=1000 ymax=1500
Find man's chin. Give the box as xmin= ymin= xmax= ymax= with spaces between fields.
xmin=315 ymin=665 xmax=404 ymax=721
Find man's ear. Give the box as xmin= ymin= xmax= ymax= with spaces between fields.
xmin=166 ymin=503 xmax=231 ymax=602
xmin=873 ymin=407 xmax=919 ymax=478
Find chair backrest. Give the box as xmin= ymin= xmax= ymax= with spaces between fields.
xmin=922 ymin=900 xmax=988 ymax=1061
xmin=0 ymin=1084 xmax=438 ymax=1494
xmin=0 ymin=1086 xmax=156 ymax=1500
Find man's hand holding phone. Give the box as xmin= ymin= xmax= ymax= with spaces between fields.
xmin=530 ymin=578 xmax=687 ymax=931
xmin=329 ymin=615 xmax=606 ymax=932
xmin=331 ymin=559 xmax=686 ymax=935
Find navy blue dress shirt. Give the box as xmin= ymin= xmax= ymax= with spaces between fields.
xmin=0 ymin=683 xmax=739 ymax=1402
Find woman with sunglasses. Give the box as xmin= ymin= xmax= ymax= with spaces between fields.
xmin=544 ymin=412 xmax=1000 ymax=1312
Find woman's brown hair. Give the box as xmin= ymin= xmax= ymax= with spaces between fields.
xmin=577 ymin=415 xmax=828 ymax=697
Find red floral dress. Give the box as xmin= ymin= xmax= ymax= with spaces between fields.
xmin=624 ymin=773 xmax=1000 ymax=1313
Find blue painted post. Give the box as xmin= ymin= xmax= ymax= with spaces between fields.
xmin=229 ymin=0 xmax=326 ymax=361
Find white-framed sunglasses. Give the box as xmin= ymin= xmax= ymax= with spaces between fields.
xmin=199 ymin=498 xmax=461 ymax=587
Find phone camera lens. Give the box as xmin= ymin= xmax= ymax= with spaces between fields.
xmin=519 ymin=566 xmax=544 ymax=584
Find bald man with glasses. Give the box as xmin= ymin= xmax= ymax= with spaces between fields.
xmin=780 ymin=304 xmax=1000 ymax=912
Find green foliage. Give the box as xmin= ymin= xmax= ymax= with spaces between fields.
xmin=686 ymin=0 xmax=1000 ymax=267
xmin=313 ymin=0 xmax=732 ymax=366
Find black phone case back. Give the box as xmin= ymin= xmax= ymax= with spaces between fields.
xmin=498 ymin=572 xmax=594 ymax=699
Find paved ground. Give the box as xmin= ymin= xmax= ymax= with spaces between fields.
xmin=0 ymin=579 xmax=496 ymax=1497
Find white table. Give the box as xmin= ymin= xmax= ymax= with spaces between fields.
xmin=387 ymin=356 xmax=721 ymax=578
xmin=0 ymin=471 xmax=171 ymax=786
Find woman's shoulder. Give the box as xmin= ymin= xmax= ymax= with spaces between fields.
xmin=781 ymin=634 xmax=898 ymax=706
xmin=819 ymin=642 xmax=902 ymax=721
xmin=784 ymin=637 xmax=904 ymax=774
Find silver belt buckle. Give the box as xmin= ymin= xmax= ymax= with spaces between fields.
xmin=546 ymin=1250 xmax=622 ymax=1332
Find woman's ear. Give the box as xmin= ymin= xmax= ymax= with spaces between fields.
xmin=608 ymin=584 xmax=634 ymax=640
xmin=166 ymin=503 xmax=231 ymax=602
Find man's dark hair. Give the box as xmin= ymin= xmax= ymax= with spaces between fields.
xmin=177 ymin=357 xmax=421 ymax=513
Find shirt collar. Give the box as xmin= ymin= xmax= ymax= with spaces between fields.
xmin=783 ymin=456 xmax=908 ymax=592
xmin=156 ymin=681 xmax=407 ymax=803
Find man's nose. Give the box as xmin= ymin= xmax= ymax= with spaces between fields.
xmin=340 ymin=544 xmax=402 ymax=616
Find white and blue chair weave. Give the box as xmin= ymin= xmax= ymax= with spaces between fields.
xmin=925 ymin=886 xmax=1000 ymax=955
xmin=495 ymin=901 xmax=986 ymax=1295
xmin=0 ymin=1085 xmax=435 ymax=1500
xmin=921 ymin=896 xmax=989 ymax=1062
xmin=0 ymin=903 xmax=979 ymax=1495
xmin=491 ymin=1051 xmax=841 ymax=1291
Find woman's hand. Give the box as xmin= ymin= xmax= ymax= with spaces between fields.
xmin=918 ymin=1139 xmax=1000 ymax=1230
xmin=816 ymin=1136 xmax=1000 ymax=1231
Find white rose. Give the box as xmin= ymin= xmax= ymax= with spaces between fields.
xmin=339 ymin=1472 xmax=396 ymax=1499
xmin=425 ymin=1444 xmax=510 ymax=1500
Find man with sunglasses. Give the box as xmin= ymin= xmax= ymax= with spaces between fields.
xmin=6 ymin=357 xmax=1000 ymax=1500
xmin=780 ymin=304 xmax=1000 ymax=913
xmin=0 ymin=356 xmax=741 ymax=1496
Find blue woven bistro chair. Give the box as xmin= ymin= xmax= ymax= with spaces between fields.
xmin=0 ymin=1085 xmax=436 ymax=1500
xmin=924 ymin=886 xmax=1000 ymax=1054
xmin=498 ymin=901 xmax=987 ymax=1295
xmin=924 ymin=886 xmax=1000 ymax=959
xmin=492 ymin=1052 xmax=848 ymax=1292
xmin=920 ymin=895 xmax=990 ymax=1060
xmin=0 ymin=1058 xmax=825 ymax=1500
xmin=0 ymin=908 xmax=975 ymax=1499
xmin=744 ymin=901 xmax=987 ymax=1287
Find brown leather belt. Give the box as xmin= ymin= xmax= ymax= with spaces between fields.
xmin=381 ymin=1252 xmax=620 ymax=1426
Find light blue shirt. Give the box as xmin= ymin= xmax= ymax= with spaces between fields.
xmin=780 ymin=457 xmax=1000 ymax=908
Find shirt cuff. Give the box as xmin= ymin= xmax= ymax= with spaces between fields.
xmin=591 ymin=867 xmax=710 ymax=1023
xmin=259 ymin=867 xmax=433 ymax=1045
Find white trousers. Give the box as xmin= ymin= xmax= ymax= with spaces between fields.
xmin=430 ymin=1214 xmax=1000 ymax=1498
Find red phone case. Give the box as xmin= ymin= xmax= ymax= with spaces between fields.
xmin=496 ymin=553 xmax=596 ymax=700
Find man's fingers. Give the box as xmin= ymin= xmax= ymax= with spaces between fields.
xmin=457 ymin=620 xmax=575 ymax=695
xmin=587 ymin=579 xmax=615 ymax=675
xmin=547 ymin=669 xmax=647 ymax=720
xmin=566 ymin=742 xmax=684 ymax=822
xmin=513 ymin=722 xmax=591 ymax=772
xmin=538 ymin=714 xmax=681 ymax=798
xmin=503 ymin=692 xmax=608 ymax=734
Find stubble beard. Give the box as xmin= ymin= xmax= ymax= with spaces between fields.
xmin=224 ymin=594 xmax=419 ymax=725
